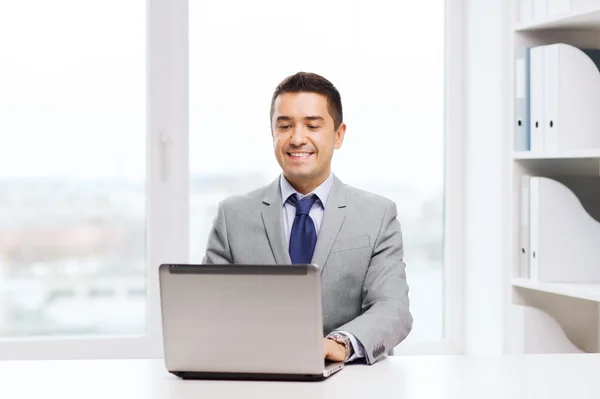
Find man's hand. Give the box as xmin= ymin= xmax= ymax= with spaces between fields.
xmin=323 ymin=338 xmax=346 ymax=362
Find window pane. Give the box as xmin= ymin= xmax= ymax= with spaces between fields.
xmin=189 ymin=0 xmax=444 ymax=342
xmin=0 ymin=1 xmax=146 ymax=337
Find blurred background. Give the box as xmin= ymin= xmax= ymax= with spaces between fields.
xmin=0 ymin=0 xmax=444 ymax=346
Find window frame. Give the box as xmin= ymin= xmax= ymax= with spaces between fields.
xmin=392 ymin=0 xmax=465 ymax=355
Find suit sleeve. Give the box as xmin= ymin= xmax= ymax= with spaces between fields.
xmin=331 ymin=200 xmax=413 ymax=365
xmin=201 ymin=201 xmax=234 ymax=264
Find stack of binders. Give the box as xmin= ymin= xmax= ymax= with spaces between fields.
xmin=520 ymin=175 xmax=600 ymax=282
xmin=515 ymin=43 xmax=600 ymax=152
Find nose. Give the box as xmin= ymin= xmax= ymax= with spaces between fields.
xmin=289 ymin=125 xmax=308 ymax=146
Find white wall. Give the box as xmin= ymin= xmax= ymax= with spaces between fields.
xmin=463 ymin=0 xmax=510 ymax=354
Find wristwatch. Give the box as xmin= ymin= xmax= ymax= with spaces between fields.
xmin=328 ymin=332 xmax=354 ymax=362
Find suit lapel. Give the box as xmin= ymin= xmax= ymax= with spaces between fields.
xmin=261 ymin=177 xmax=292 ymax=264
xmin=311 ymin=175 xmax=347 ymax=274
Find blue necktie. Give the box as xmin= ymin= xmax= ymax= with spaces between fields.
xmin=288 ymin=194 xmax=319 ymax=264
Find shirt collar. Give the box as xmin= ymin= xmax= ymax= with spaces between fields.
xmin=280 ymin=172 xmax=334 ymax=207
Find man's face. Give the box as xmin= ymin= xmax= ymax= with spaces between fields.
xmin=271 ymin=92 xmax=345 ymax=187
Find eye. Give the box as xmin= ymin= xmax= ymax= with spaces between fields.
xmin=279 ymin=125 xmax=291 ymax=130
xmin=307 ymin=125 xmax=319 ymax=129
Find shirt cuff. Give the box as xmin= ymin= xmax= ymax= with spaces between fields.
xmin=334 ymin=331 xmax=365 ymax=362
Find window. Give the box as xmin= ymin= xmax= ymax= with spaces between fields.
xmin=189 ymin=0 xmax=446 ymax=345
xmin=0 ymin=0 xmax=460 ymax=359
xmin=0 ymin=1 xmax=146 ymax=338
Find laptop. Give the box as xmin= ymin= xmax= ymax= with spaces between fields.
xmin=158 ymin=263 xmax=345 ymax=381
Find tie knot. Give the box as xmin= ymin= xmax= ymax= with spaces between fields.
xmin=288 ymin=194 xmax=318 ymax=215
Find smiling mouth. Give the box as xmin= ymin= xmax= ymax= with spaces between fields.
xmin=287 ymin=152 xmax=314 ymax=158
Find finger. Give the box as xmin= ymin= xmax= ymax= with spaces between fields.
xmin=324 ymin=341 xmax=332 ymax=359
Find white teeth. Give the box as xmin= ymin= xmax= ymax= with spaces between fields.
xmin=289 ymin=153 xmax=311 ymax=157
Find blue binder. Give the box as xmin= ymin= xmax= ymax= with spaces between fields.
xmin=515 ymin=47 xmax=530 ymax=151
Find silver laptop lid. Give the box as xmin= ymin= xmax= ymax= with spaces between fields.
xmin=158 ymin=263 xmax=325 ymax=375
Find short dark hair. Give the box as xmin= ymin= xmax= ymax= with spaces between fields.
xmin=270 ymin=72 xmax=343 ymax=131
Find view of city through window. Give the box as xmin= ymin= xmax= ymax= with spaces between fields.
xmin=0 ymin=0 xmax=444 ymax=343
xmin=0 ymin=1 xmax=147 ymax=337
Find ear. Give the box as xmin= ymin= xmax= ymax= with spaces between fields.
xmin=334 ymin=122 xmax=346 ymax=150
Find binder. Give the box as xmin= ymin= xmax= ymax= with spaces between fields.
xmin=515 ymin=47 xmax=531 ymax=151
xmin=529 ymin=47 xmax=545 ymax=152
xmin=520 ymin=175 xmax=530 ymax=278
xmin=529 ymin=177 xmax=539 ymax=280
xmin=541 ymin=44 xmax=600 ymax=152
xmin=543 ymin=44 xmax=559 ymax=152
xmin=529 ymin=176 xmax=600 ymax=282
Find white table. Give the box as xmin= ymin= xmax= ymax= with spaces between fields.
xmin=1 ymin=354 xmax=599 ymax=398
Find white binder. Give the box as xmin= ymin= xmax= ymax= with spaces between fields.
xmin=520 ymin=175 xmax=530 ymax=278
xmin=542 ymin=44 xmax=600 ymax=152
xmin=529 ymin=47 xmax=545 ymax=152
xmin=529 ymin=43 xmax=600 ymax=153
xmin=543 ymin=44 xmax=560 ymax=152
xmin=529 ymin=176 xmax=600 ymax=282
xmin=529 ymin=177 xmax=540 ymax=280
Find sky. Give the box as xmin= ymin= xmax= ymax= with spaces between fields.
xmin=0 ymin=0 xmax=445 ymax=195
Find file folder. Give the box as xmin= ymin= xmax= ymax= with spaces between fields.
xmin=529 ymin=177 xmax=540 ymax=280
xmin=520 ymin=175 xmax=530 ymax=278
xmin=515 ymin=47 xmax=531 ymax=151
xmin=543 ymin=44 xmax=560 ymax=152
xmin=541 ymin=44 xmax=600 ymax=152
xmin=529 ymin=176 xmax=600 ymax=282
xmin=529 ymin=47 xmax=545 ymax=152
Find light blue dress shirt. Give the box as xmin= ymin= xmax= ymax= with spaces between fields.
xmin=280 ymin=172 xmax=365 ymax=362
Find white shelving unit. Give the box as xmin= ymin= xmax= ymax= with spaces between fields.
xmin=512 ymin=278 xmax=600 ymax=302
xmin=516 ymin=7 xmax=600 ymax=31
xmin=513 ymin=149 xmax=600 ymax=159
xmin=508 ymin=0 xmax=600 ymax=354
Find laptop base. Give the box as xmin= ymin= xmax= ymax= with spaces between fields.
xmin=171 ymin=371 xmax=326 ymax=382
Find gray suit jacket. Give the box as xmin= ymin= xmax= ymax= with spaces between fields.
xmin=202 ymin=174 xmax=413 ymax=365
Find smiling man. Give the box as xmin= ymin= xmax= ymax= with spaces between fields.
xmin=202 ymin=72 xmax=412 ymax=365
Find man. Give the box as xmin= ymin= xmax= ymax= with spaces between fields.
xmin=202 ymin=72 xmax=412 ymax=365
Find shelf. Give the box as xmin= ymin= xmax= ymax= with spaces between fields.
xmin=512 ymin=278 xmax=600 ymax=302
xmin=513 ymin=151 xmax=600 ymax=175
xmin=513 ymin=149 xmax=600 ymax=160
xmin=515 ymin=8 xmax=600 ymax=31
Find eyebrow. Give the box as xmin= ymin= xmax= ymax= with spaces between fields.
xmin=275 ymin=116 xmax=325 ymax=122
xmin=304 ymin=116 xmax=325 ymax=122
